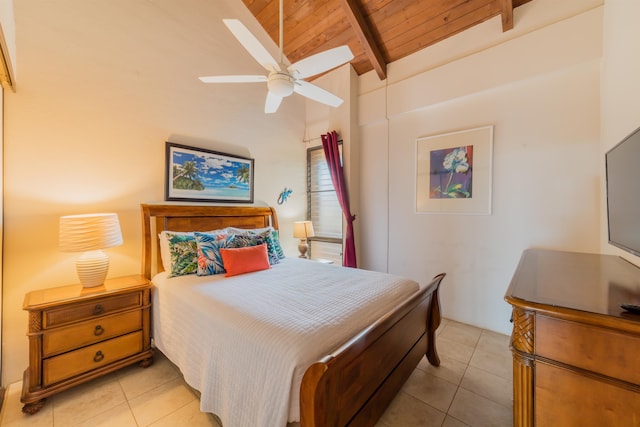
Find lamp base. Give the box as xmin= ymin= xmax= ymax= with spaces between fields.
xmin=298 ymin=240 xmax=309 ymax=259
xmin=76 ymin=250 xmax=110 ymax=288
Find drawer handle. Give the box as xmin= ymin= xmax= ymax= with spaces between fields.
xmin=94 ymin=325 xmax=105 ymax=336
xmin=93 ymin=351 xmax=105 ymax=363
xmin=93 ymin=304 xmax=104 ymax=315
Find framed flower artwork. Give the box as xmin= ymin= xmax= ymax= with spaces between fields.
xmin=416 ymin=126 xmax=493 ymax=214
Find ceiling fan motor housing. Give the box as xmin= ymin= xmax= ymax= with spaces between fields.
xmin=267 ymin=72 xmax=294 ymax=97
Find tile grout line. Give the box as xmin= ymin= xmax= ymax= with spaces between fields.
xmin=441 ymin=332 xmax=477 ymax=421
xmin=116 ymin=376 xmax=141 ymax=427
xmin=446 ymin=334 xmax=514 ymax=425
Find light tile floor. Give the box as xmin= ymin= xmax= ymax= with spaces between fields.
xmin=0 ymin=319 xmax=513 ymax=427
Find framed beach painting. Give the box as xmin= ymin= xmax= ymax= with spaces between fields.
xmin=416 ymin=126 xmax=493 ymax=214
xmin=165 ymin=142 xmax=254 ymax=203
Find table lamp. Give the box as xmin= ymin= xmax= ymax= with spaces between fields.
xmin=59 ymin=213 xmax=123 ymax=287
xmin=293 ymin=220 xmax=315 ymax=259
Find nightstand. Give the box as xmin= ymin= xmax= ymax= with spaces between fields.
xmin=21 ymin=275 xmax=153 ymax=414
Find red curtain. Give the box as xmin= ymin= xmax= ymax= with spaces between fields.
xmin=321 ymin=131 xmax=357 ymax=268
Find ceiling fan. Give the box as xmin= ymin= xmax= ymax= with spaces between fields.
xmin=199 ymin=0 xmax=354 ymax=114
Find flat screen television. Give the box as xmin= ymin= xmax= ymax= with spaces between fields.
xmin=606 ymin=125 xmax=640 ymax=258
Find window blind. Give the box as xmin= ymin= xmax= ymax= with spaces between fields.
xmin=307 ymin=146 xmax=343 ymax=262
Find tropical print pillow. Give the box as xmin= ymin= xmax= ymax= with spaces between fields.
xmin=195 ymin=232 xmax=233 ymax=276
xmin=166 ymin=232 xmax=198 ymax=277
xmin=271 ymin=230 xmax=285 ymax=259
xmin=229 ymin=232 xmax=279 ymax=265
xmin=257 ymin=230 xmax=282 ymax=265
xmin=225 ymin=226 xmax=285 ymax=260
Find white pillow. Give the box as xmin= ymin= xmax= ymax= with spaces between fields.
xmin=224 ymin=226 xmax=274 ymax=235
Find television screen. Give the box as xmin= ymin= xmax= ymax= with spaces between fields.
xmin=606 ymin=125 xmax=640 ymax=257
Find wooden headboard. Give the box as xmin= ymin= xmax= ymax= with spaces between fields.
xmin=141 ymin=204 xmax=279 ymax=279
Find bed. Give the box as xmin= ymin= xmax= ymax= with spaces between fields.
xmin=141 ymin=203 xmax=444 ymax=427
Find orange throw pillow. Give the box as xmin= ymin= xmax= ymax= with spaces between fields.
xmin=220 ymin=243 xmax=271 ymax=277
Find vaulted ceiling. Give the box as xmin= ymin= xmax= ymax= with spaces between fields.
xmin=242 ymin=0 xmax=534 ymax=80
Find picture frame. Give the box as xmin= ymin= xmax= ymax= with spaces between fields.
xmin=416 ymin=125 xmax=493 ymax=214
xmin=165 ymin=142 xmax=254 ymax=203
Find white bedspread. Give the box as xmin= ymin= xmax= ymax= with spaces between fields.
xmin=151 ymin=257 xmax=419 ymax=427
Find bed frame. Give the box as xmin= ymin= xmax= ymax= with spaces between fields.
xmin=141 ymin=203 xmax=444 ymax=427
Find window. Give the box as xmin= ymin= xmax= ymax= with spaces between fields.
xmin=307 ymin=145 xmax=343 ymax=264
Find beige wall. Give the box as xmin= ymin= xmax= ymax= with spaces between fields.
xmin=2 ymin=0 xmax=307 ymax=385
xmin=356 ymin=0 xmax=603 ymax=335
xmin=0 ymin=0 xmax=15 ymax=388
xmin=600 ymin=0 xmax=640 ymax=267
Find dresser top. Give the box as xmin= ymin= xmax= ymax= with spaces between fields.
xmin=505 ymin=249 xmax=640 ymax=320
xmin=24 ymin=274 xmax=149 ymax=310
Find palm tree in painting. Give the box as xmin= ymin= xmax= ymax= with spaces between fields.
xmin=173 ymin=161 xmax=199 ymax=182
xmin=173 ymin=161 xmax=204 ymax=190
xmin=236 ymin=164 xmax=250 ymax=184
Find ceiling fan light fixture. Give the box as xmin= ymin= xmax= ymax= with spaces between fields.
xmin=267 ymin=73 xmax=294 ymax=98
xmin=199 ymin=9 xmax=353 ymax=113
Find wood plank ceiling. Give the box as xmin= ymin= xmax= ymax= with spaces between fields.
xmin=241 ymin=0 xmax=534 ymax=80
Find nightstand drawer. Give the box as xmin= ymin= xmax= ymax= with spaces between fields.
xmin=44 ymin=293 xmax=141 ymax=328
xmin=43 ymin=331 xmax=143 ymax=386
xmin=42 ymin=310 xmax=142 ymax=357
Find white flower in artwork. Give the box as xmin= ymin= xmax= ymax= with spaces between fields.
xmin=443 ymin=148 xmax=469 ymax=173
xmin=434 ymin=146 xmax=471 ymax=198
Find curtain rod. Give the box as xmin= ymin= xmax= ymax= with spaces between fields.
xmin=302 ymin=136 xmax=344 ymax=144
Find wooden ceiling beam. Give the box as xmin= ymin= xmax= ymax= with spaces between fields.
xmin=338 ymin=0 xmax=387 ymax=80
xmin=500 ymin=0 xmax=514 ymax=31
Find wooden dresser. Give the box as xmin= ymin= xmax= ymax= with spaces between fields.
xmin=505 ymin=249 xmax=640 ymax=426
xmin=21 ymin=275 xmax=153 ymax=414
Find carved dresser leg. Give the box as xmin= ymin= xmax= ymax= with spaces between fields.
xmin=510 ymin=308 xmax=535 ymax=427
xmin=139 ymin=357 xmax=154 ymax=368
xmin=22 ymin=399 xmax=46 ymax=415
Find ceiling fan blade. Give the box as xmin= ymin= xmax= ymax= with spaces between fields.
xmin=265 ymin=91 xmax=283 ymax=114
xmin=223 ymin=19 xmax=280 ymax=72
xmin=288 ymin=46 xmax=354 ymax=79
xmin=294 ymin=80 xmax=344 ymax=107
xmin=199 ymin=75 xmax=267 ymax=83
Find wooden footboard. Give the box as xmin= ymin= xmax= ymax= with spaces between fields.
xmin=300 ymin=273 xmax=445 ymax=427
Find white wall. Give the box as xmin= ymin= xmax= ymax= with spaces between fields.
xmin=358 ymin=1 xmax=603 ymax=334
xmin=2 ymin=0 xmax=306 ymax=385
xmin=303 ymin=64 xmax=360 ymax=262
xmin=600 ymin=0 xmax=640 ymax=267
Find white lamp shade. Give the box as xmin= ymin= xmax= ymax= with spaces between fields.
xmin=293 ymin=221 xmax=315 ymax=239
xmin=59 ymin=213 xmax=123 ymax=252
